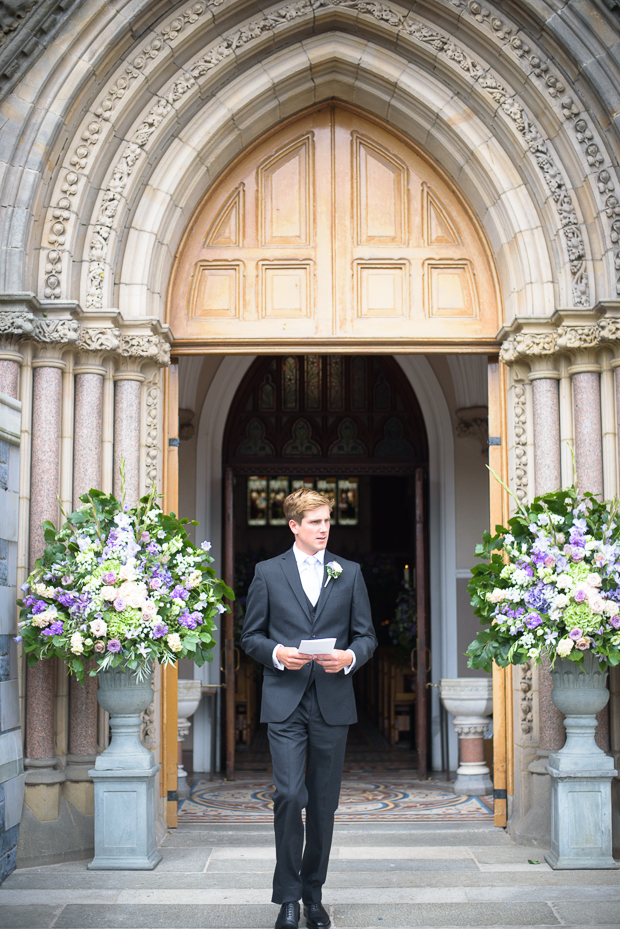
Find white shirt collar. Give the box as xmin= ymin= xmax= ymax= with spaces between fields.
xmin=293 ymin=543 xmax=326 ymax=566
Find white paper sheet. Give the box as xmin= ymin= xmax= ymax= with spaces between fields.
xmin=298 ymin=637 xmax=337 ymax=655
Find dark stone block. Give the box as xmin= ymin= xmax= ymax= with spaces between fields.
xmin=0 ymin=903 xmax=57 ymax=926
xmin=0 ymin=634 xmax=9 ymax=657
xmin=0 ymin=824 xmax=18 ymax=856
xmin=0 ymin=844 xmax=17 ymax=887
xmin=0 ymin=538 xmax=8 ymax=586
xmin=0 ymin=654 xmax=10 ymax=681
xmin=0 ymin=439 xmax=8 ymax=491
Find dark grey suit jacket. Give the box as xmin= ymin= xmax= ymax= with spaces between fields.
xmin=240 ymin=548 xmax=377 ymax=725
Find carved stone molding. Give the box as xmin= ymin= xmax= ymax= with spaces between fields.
xmin=119 ymin=334 xmax=170 ymax=367
xmin=513 ymin=378 xmax=529 ymax=504
xmin=32 ymin=0 xmax=587 ymax=309
xmin=520 ymin=661 xmax=534 ymax=738
xmin=453 ymin=720 xmax=490 ymax=738
xmin=500 ymin=308 xmax=620 ymax=367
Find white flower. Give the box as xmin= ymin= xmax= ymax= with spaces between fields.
xmin=114 ymin=513 xmax=133 ymax=530
xmin=201 ymin=541 xmax=212 ymax=551
xmin=556 ymin=573 xmax=573 ymax=590
xmin=89 ymin=618 xmax=108 ymax=637
xmin=553 ymin=594 xmax=569 ymax=610
xmin=142 ymin=599 xmax=158 ymax=617
xmin=590 ymin=595 xmax=605 ymax=614
xmin=586 ymin=572 xmax=602 ymax=588
xmin=119 ymin=561 xmax=137 ymax=581
xmin=556 ymin=637 xmax=574 ymax=657
xmin=513 ymin=569 xmax=531 ymax=586
xmin=184 ymin=571 xmax=202 ymax=589
xmin=486 ymin=588 xmax=506 ymax=603
xmin=70 ymin=632 xmax=84 ymax=655
xmin=166 ymin=633 xmax=182 ymax=652
xmin=31 ymin=606 xmax=58 ymax=628
xmin=521 ymin=633 xmax=535 ymax=647
xmin=101 ymin=586 xmax=117 ymax=601
xmin=604 ymin=600 xmax=620 ymax=617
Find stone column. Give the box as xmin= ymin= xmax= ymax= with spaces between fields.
xmin=24 ymin=353 xmax=66 ymax=818
xmin=571 ymin=367 xmax=603 ymax=496
xmin=0 ymin=356 xmax=20 ymax=399
xmin=113 ymin=370 xmax=144 ymax=508
xmin=529 ymin=368 xmax=561 ymax=495
xmin=65 ymin=663 xmax=98 ymax=816
xmin=73 ymin=364 xmax=105 ymax=507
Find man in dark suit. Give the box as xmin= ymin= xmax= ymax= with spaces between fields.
xmin=241 ymin=488 xmax=377 ymax=929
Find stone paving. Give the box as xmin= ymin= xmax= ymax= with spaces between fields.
xmin=2 ymin=821 xmax=620 ymax=928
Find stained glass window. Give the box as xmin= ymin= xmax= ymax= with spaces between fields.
xmin=305 ymin=355 xmax=321 ymax=410
xmin=268 ymin=477 xmax=289 ymax=525
xmin=373 ymin=371 xmax=390 ymax=410
xmin=291 ymin=478 xmax=315 ymax=491
xmin=247 ymin=477 xmax=268 ymax=525
xmin=259 ymin=372 xmax=276 ymax=410
xmin=328 ymin=356 xmax=344 ymax=410
xmin=337 ymin=478 xmax=359 ymax=525
xmin=282 ymin=356 xmax=298 ymax=410
xmin=316 ymin=477 xmax=337 ymax=512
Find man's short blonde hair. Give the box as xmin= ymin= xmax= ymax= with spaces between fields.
xmin=284 ymin=488 xmax=333 ymax=524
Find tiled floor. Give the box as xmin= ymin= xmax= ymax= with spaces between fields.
xmin=2 ymin=820 xmax=620 ymax=928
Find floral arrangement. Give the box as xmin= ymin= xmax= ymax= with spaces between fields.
xmin=17 ymin=485 xmax=232 ymax=680
xmin=324 ymin=561 xmax=343 ymax=587
xmin=466 ymin=487 xmax=620 ymax=673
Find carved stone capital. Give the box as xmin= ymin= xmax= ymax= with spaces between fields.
xmin=119 ymin=333 xmax=171 ymax=366
xmin=453 ymin=719 xmax=490 ymax=739
xmin=77 ymin=326 xmax=121 ymax=354
xmin=32 ymin=318 xmax=80 ymax=344
xmin=0 ymin=309 xmax=35 ymax=338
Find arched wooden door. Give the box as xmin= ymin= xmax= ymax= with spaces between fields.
xmin=168 ymin=105 xmax=501 ymax=351
xmin=222 ymin=354 xmax=430 ymax=778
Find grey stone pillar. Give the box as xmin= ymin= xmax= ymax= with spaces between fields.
xmin=25 ymin=357 xmax=65 ymax=813
xmin=73 ymin=365 xmax=104 ymax=508
xmin=113 ymin=372 xmax=144 ymax=508
xmin=529 ymin=372 xmax=561 ymax=495
xmin=570 ymin=366 xmax=603 ymax=497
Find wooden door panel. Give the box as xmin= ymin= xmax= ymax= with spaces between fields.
xmin=169 ymin=104 xmax=500 ymax=349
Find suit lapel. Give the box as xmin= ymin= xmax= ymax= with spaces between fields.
xmin=313 ymin=550 xmax=336 ymax=623
xmin=280 ymin=549 xmax=312 ymax=622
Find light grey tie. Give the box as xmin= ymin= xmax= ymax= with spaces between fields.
xmin=304 ymin=556 xmax=321 ymax=606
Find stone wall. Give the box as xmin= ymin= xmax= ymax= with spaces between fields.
xmin=0 ymin=391 xmax=23 ymax=884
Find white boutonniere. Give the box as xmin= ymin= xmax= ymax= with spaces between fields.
xmin=324 ymin=561 xmax=343 ymax=588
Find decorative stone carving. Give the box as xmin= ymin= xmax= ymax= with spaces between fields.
xmin=44 ymin=0 xmax=213 ymax=301
xmin=520 ymin=661 xmax=534 ymax=737
xmin=77 ymin=327 xmax=121 ymax=354
xmin=144 ymin=372 xmax=160 ymax=490
xmin=140 ymin=702 xmax=157 ymax=752
xmin=555 ymin=325 xmax=599 ymax=352
xmin=500 ymin=332 xmax=557 ymax=365
xmin=119 ymin=335 xmax=170 ymax=367
xmin=513 ymin=380 xmax=529 ymax=503
xmin=32 ymin=318 xmax=79 ymax=344
xmin=73 ymin=0 xmax=590 ymax=309
xmin=0 ymin=309 xmax=35 ymax=336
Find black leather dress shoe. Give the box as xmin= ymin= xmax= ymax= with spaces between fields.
xmin=304 ymin=903 xmax=331 ymax=929
xmin=275 ymin=901 xmax=300 ymax=929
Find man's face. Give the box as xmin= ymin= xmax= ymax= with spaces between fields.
xmin=290 ymin=505 xmax=331 ymax=555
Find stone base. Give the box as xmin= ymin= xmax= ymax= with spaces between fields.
xmin=546 ymin=766 xmax=620 ymax=870
xmin=88 ymin=763 xmax=162 ymax=871
xmin=17 ymin=795 xmax=93 ymax=867
xmin=511 ymin=754 xmax=552 ymax=847
xmin=24 ymin=783 xmax=63 ymax=822
xmin=453 ymin=773 xmax=493 ymax=796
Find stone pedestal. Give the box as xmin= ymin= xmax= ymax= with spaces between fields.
xmin=89 ymin=664 xmax=162 ymax=871
xmin=88 ymin=765 xmax=161 ymax=870
xmin=545 ymin=654 xmax=619 ymax=870
xmin=439 ymin=678 xmax=493 ymax=796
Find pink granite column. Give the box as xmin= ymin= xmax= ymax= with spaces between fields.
xmin=66 ymin=661 xmax=99 ymax=782
xmin=571 ymin=370 xmax=603 ymax=496
xmin=25 ymin=360 xmax=65 ymax=787
xmin=530 ymin=376 xmax=561 ymax=495
xmin=73 ymin=366 xmax=104 ymax=508
xmin=113 ymin=374 xmax=143 ymax=507
xmin=0 ymin=359 xmax=19 ymax=398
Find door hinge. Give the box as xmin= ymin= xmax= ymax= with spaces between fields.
xmin=493 ymin=788 xmax=507 ymax=799
xmin=168 ymin=437 xmax=180 ymax=447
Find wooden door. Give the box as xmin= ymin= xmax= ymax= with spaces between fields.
xmin=169 ymin=105 xmax=501 ymax=352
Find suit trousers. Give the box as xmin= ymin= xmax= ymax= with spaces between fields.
xmin=268 ymin=679 xmax=349 ymax=905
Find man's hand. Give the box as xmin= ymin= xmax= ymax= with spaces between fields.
xmin=275 ymin=646 xmax=313 ymax=670
xmin=315 ymin=649 xmax=353 ymax=673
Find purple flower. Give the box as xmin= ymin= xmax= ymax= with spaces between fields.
xmin=524 ymin=612 xmax=543 ymax=630
xmin=113 ymin=598 xmax=126 ymax=612
xmin=609 ymin=616 xmax=620 ymax=630
xmin=102 ymin=571 xmax=117 ymax=585
xmin=569 ymin=628 xmax=583 ymax=640
xmin=171 ymin=585 xmax=189 ymax=601
xmin=574 ymin=587 xmax=588 ymax=603
xmin=22 ymin=595 xmax=35 ymax=608
xmin=151 ymin=621 xmax=169 ymax=639
xmin=32 ymin=600 xmax=48 ymax=614
xmin=146 ymin=542 xmax=160 ymax=555
xmin=149 ymin=578 xmax=162 ymax=590
xmin=43 ymin=620 xmax=64 ymax=636
xmin=524 ymin=583 xmax=553 ymax=614
xmin=107 ymin=639 xmax=121 ymax=653
xmin=141 ymin=532 xmax=150 ymax=543
xmin=179 ymin=612 xmax=198 ymax=630
xmin=13 ymin=635 xmax=22 ymax=643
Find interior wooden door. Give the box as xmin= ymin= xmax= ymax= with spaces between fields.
xmin=169 ymin=105 xmax=501 ymax=351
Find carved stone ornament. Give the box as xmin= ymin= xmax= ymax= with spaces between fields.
xmin=38 ymin=0 xmax=588 ymax=309
xmin=0 ymin=309 xmax=35 ymax=336
xmin=77 ymin=326 xmax=121 ymax=353
xmin=32 ymin=318 xmax=79 ymax=343
xmin=119 ymin=334 xmax=170 ymax=366
xmin=520 ymin=660 xmax=534 ymax=737
xmin=453 ymin=720 xmax=490 ymax=738
xmin=499 ymin=331 xmax=557 ymax=365
xmin=513 ymin=379 xmax=528 ymax=504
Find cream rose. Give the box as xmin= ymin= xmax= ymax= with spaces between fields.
xmin=556 ymin=637 xmax=574 ymax=657
xmin=101 ymin=586 xmax=117 ymax=601
xmin=70 ymin=632 xmax=84 ymax=655
xmin=166 ymin=633 xmax=182 ymax=653
xmin=89 ymin=618 xmax=108 ymax=637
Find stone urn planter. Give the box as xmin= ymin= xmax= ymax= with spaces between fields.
xmin=545 ymin=652 xmax=619 ymax=869
xmin=177 ymin=679 xmax=203 ymax=800
xmin=438 ymin=677 xmax=493 ymax=796
xmin=88 ymin=664 xmax=162 ymax=870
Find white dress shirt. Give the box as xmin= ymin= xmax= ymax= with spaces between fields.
xmin=272 ymin=543 xmax=356 ymax=673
